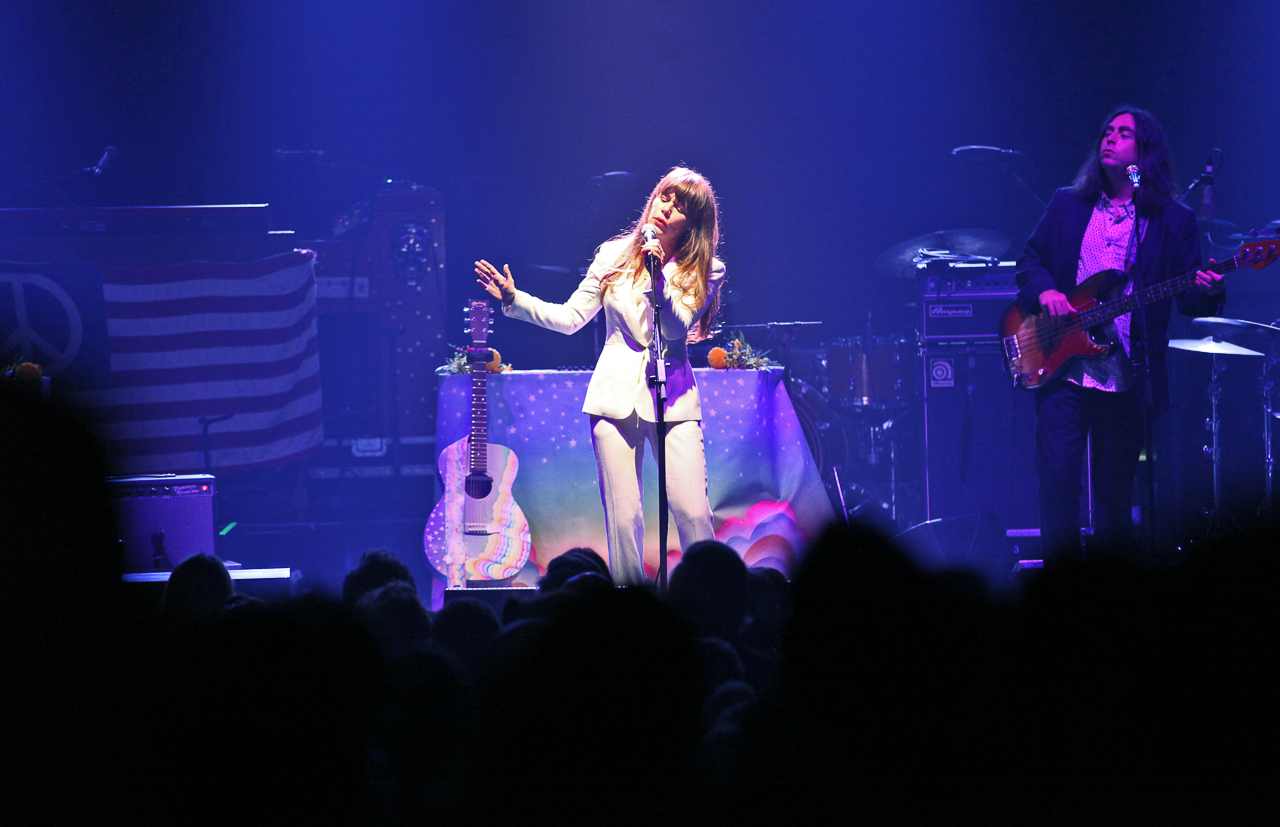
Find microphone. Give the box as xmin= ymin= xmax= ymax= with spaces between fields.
xmin=640 ymin=223 xmax=661 ymax=276
xmin=1127 ymin=165 xmax=1141 ymax=189
xmin=1201 ymin=156 xmax=1214 ymax=221
xmin=89 ymin=146 xmax=116 ymax=176
xmin=950 ymin=145 xmax=1025 ymax=158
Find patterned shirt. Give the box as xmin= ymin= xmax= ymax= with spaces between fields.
xmin=1061 ymin=193 xmax=1147 ymax=392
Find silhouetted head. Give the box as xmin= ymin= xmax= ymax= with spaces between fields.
xmin=538 ymin=547 xmax=610 ymax=592
xmin=668 ymin=540 xmax=749 ymax=641
xmin=161 ymin=553 xmax=233 ymax=626
xmin=342 ymin=548 xmax=415 ymax=607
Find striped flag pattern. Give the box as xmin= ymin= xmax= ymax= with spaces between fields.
xmin=70 ymin=249 xmax=323 ymax=475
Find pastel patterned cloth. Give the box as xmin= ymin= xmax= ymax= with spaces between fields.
xmin=433 ymin=368 xmax=834 ymax=579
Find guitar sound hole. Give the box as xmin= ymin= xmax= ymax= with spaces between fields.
xmin=465 ymin=474 xmax=493 ymax=499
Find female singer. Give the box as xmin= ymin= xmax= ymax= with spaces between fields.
xmin=475 ymin=166 xmax=724 ymax=585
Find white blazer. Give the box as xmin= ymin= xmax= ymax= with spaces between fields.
xmin=504 ymin=237 xmax=725 ymax=422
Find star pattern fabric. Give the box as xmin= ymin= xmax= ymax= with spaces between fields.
xmin=434 ymin=368 xmax=833 ymax=576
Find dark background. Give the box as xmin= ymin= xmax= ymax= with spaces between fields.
xmin=5 ymin=0 xmax=1276 ymax=333
xmin=3 ymin=0 xmax=1278 ymax=552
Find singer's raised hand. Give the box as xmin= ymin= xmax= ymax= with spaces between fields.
xmin=475 ymin=260 xmax=516 ymax=305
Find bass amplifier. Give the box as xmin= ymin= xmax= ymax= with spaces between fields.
xmin=921 ymin=344 xmax=1092 ymax=551
xmin=919 ymin=259 xmax=1018 ymax=343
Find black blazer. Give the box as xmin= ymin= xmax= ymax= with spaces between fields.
xmin=1016 ymin=186 xmax=1224 ymax=415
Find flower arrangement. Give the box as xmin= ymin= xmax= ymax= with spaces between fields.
xmin=437 ymin=347 xmax=511 ymax=375
xmin=706 ymin=333 xmax=777 ymax=370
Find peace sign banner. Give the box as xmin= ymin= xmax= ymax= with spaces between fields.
xmin=0 ymin=259 xmax=110 ymax=389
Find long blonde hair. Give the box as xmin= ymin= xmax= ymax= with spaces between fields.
xmin=599 ymin=166 xmax=721 ymax=340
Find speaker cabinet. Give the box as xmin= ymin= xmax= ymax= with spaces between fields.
xmin=109 ymin=475 xmax=216 ymax=573
xmin=921 ymin=345 xmax=1091 ymax=549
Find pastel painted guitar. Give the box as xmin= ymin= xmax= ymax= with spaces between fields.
xmin=423 ymin=300 xmax=531 ymax=587
xmin=1001 ymin=236 xmax=1280 ymax=389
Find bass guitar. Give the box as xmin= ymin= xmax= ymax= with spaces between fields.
xmin=1000 ymin=236 xmax=1280 ymax=389
xmin=423 ymin=300 xmax=531 ymax=587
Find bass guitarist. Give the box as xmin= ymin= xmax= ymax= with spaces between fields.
xmin=1015 ymin=107 xmax=1224 ymax=557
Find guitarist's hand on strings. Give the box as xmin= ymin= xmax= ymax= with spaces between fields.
xmin=475 ymin=260 xmax=517 ymax=306
xmin=1196 ymin=264 xmax=1225 ymax=295
xmin=1038 ymin=289 xmax=1073 ymax=316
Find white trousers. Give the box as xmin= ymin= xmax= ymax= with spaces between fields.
xmin=589 ymin=414 xmax=715 ymax=586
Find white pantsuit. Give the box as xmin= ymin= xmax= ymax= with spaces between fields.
xmin=503 ymin=237 xmax=724 ymax=584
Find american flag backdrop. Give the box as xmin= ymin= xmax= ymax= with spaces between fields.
xmin=67 ymin=249 xmax=323 ymax=475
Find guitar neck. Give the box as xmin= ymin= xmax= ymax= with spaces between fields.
xmin=1080 ymin=256 xmax=1234 ymax=327
xmin=469 ymin=357 xmax=489 ymax=475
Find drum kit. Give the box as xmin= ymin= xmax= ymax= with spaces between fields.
xmin=798 ymin=229 xmax=1014 ymax=529
xmin=798 ymin=333 xmax=920 ymax=530
xmin=1171 ymin=316 xmax=1280 ymax=528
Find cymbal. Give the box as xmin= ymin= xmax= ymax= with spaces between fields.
xmin=1201 ymin=219 xmax=1242 ymax=251
xmin=1168 ymin=337 xmax=1262 ymax=356
xmin=1192 ymin=317 xmax=1280 ymax=355
xmin=1224 ymin=232 xmax=1280 ymax=241
xmin=876 ymin=228 xmax=1011 ymax=278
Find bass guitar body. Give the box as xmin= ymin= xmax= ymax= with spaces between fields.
xmin=423 ymin=435 xmax=531 ymax=587
xmin=1000 ymin=268 xmax=1124 ymax=389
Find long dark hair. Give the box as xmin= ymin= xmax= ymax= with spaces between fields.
xmin=1072 ymin=106 xmax=1179 ymax=215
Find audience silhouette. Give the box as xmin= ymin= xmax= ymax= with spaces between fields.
xmin=2 ymin=382 xmax=1273 ymax=821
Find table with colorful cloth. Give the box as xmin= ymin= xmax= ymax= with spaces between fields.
xmin=432 ymin=367 xmax=835 ymax=582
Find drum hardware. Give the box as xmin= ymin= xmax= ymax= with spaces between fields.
xmin=830 ymin=465 xmax=897 ymax=528
xmin=1188 ymin=317 xmax=1280 ymax=520
xmin=816 ymin=318 xmax=922 ymax=530
xmin=793 ymin=371 xmax=918 ymax=529
xmin=1263 ymin=355 xmax=1276 ymax=519
xmin=874 ymin=229 xmax=1012 ymax=279
xmin=823 ymin=335 xmax=919 ymax=408
xmin=1170 ymin=337 xmax=1260 ymax=532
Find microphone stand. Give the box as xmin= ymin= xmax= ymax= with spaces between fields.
xmin=646 ymin=253 xmax=671 ymax=594
xmin=1125 ymin=168 xmax=1157 ymax=557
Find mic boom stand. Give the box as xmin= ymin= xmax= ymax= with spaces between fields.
xmin=1125 ymin=171 xmax=1158 ymax=557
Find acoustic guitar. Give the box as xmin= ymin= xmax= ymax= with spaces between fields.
xmin=1000 ymin=236 xmax=1280 ymax=389
xmin=423 ymin=300 xmax=531 ymax=587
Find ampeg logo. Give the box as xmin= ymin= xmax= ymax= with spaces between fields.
xmin=929 ymin=304 xmax=973 ymax=317
xmin=930 ymin=358 xmax=955 ymax=387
